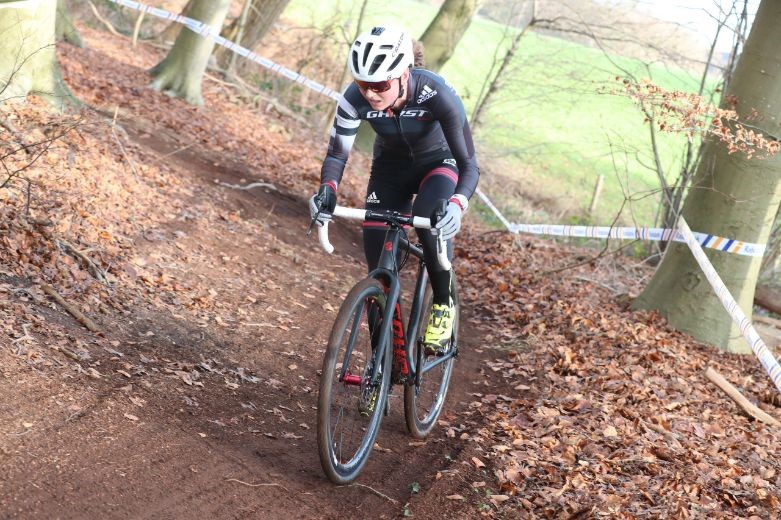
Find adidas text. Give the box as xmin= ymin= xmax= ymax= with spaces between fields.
xmin=417 ymin=85 xmax=438 ymax=104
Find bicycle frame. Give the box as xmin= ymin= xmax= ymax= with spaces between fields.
xmin=351 ymin=224 xmax=457 ymax=388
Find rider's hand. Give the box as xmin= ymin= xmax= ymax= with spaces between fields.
xmin=309 ymin=183 xmax=337 ymax=227
xmin=434 ymin=195 xmax=468 ymax=240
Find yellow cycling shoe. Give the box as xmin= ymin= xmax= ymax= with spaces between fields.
xmin=423 ymin=300 xmax=454 ymax=356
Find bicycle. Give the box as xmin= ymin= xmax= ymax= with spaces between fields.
xmin=312 ymin=204 xmax=459 ymax=484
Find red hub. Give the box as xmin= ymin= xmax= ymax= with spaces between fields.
xmin=342 ymin=373 xmax=362 ymax=385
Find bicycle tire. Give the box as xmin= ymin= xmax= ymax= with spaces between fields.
xmin=403 ymin=273 xmax=458 ymax=438
xmin=317 ymin=277 xmax=393 ymax=484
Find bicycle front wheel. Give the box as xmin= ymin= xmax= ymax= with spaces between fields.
xmin=404 ymin=273 xmax=458 ymax=438
xmin=317 ymin=278 xmax=393 ymax=484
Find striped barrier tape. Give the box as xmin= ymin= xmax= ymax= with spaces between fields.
xmin=677 ymin=217 xmax=781 ymax=393
xmin=476 ymin=189 xmax=766 ymax=258
xmin=107 ymin=0 xmax=341 ymax=101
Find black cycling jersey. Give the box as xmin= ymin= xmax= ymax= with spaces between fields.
xmin=321 ymin=68 xmax=479 ymax=199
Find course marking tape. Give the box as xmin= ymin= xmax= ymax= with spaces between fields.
xmin=477 ymin=189 xmax=765 ymax=257
xmin=108 ymin=0 xmax=341 ymax=101
xmin=677 ymin=217 xmax=781 ymax=393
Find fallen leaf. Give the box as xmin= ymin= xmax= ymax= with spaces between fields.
xmin=124 ymin=413 xmax=139 ymax=421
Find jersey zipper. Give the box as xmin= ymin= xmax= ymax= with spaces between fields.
xmin=392 ymin=109 xmax=415 ymax=162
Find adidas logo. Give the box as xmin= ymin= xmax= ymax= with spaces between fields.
xmin=443 ymin=158 xmax=456 ymax=167
xmin=366 ymin=191 xmax=380 ymax=204
xmin=417 ymin=85 xmax=438 ymax=104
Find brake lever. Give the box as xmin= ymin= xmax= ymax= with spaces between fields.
xmin=307 ymin=214 xmax=318 ymax=236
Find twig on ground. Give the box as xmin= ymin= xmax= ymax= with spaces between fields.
xmin=41 ymin=284 xmax=102 ymax=334
xmin=6 ymin=429 xmax=32 ymax=437
xmin=202 ymin=73 xmax=311 ymax=126
xmin=158 ymin=142 xmax=195 ymax=159
xmin=224 ymin=478 xmax=290 ymax=492
xmin=11 ymin=323 xmax=34 ymax=345
xmin=109 ymin=106 xmax=140 ymax=180
xmin=218 ymin=181 xmax=277 ymax=191
xmin=52 ymin=344 xmax=87 ymax=362
xmin=56 ymin=239 xmax=109 ymax=285
xmin=705 ymin=367 xmax=781 ymax=427
xmin=572 ymin=275 xmax=619 ymax=295
xmin=337 ymin=483 xmax=399 ymax=504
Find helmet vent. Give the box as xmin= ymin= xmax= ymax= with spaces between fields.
xmin=387 ymin=54 xmax=405 ymax=72
xmin=362 ymin=42 xmax=374 ymax=66
xmin=368 ymin=55 xmax=385 ymax=75
xmin=351 ymin=50 xmax=360 ymax=74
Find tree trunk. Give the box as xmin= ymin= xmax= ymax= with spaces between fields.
xmin=632 ymin=0 xmax=781 ymax=353
xmin=156 ymin=0 xmax=192 ymax=45
xmin=419 ymin=0 xmax=482 ymax=73
xmin=214 ymin=0 xmax=291 ymax=70
xmin=0 ymin=0 xmax=77 ymax=108
xmin=55 ymin=0 xmax=83 ymax=47
xmin=149 ymin=0 xmax=231 ymax=106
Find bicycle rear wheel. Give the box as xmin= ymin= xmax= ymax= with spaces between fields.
xmin=404 ymin=273 xmax=458 ymax=438
xmin=317 ymin=278 xmax=393 ymax=484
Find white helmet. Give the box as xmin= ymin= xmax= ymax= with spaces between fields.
xmin=349 ymin=26 xmax=413 ymax=82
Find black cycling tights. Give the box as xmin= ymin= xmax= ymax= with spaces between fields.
xmin=362 ymin=166 xmax=456 ymax=306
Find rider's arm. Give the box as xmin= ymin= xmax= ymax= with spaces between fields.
xmin=430 ymin=84 xmax=480 ymax=200
xmin=320 ymin=86 xmax=363 ymax=191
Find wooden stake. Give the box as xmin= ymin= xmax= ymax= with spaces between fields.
xmin=588 ymin=174 xmax=604 ymax=215
xmin=705 ymin=367 xmax=780 ymax=427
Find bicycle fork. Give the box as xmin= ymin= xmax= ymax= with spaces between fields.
xmin=338 ymin=272 xmax=400 ymax=389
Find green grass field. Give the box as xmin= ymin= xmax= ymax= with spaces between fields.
xmin=284 ymin=0 xmax=715 ymax=227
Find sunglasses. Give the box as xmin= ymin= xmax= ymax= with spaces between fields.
xmin=355 ymin=79 xmax=394 ymax=93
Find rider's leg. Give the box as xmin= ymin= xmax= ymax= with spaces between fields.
xmin=413 ymin=161 xmax=458 ymax=352
xmin=362 ymin=175 xmax=414 ymax=357
xmin=412 ymin=162 xmax=457 ymax=302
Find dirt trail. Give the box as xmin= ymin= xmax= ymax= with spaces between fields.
xmin=0 ymin=117 xmax=497 ymax=520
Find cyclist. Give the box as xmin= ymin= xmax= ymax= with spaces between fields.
xmin=310 ymin=25 xmax=479 ymax=353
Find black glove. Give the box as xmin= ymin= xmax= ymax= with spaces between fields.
xmin=309 ymin=184 xmax=337 ymax=227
